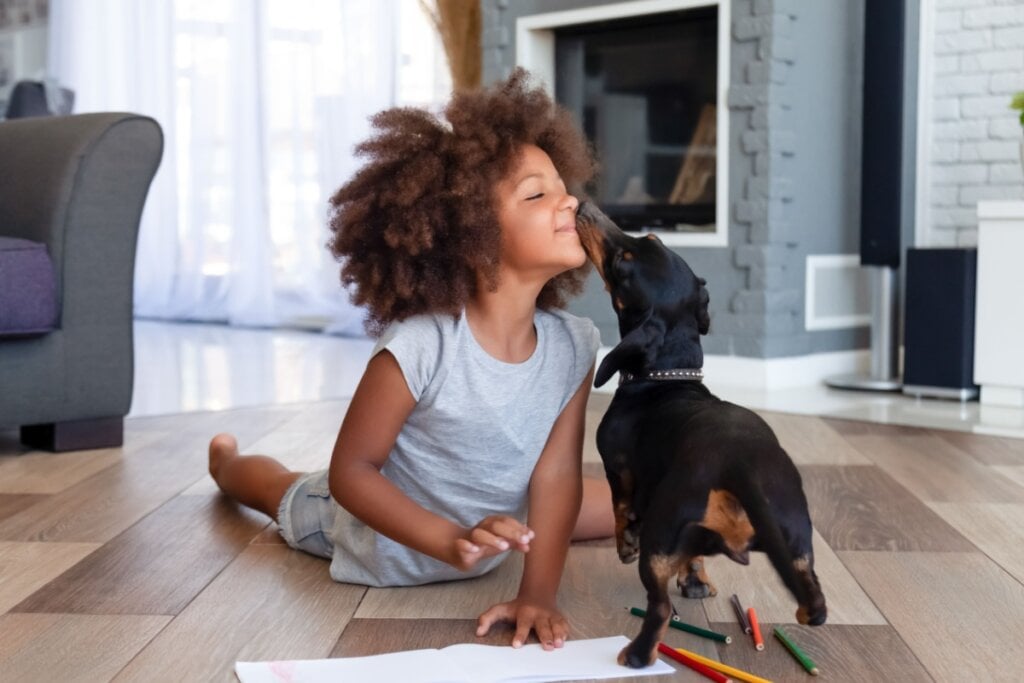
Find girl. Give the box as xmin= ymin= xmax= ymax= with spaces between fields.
xmin=208 ymin=68 xmax=615 ymax=652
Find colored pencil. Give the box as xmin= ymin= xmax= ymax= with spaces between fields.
xmin=731 ymin=594 xmax=752 ymax=634
xmin=673 ymin=645 xmax=773 ymax=683
xmin=657 ymin=642 xmax=731 ymax=683
xmin=747 ymin=607 xmax=764 ymax=651
xmin=774 ymin=627 xmax=820 ymax=676
xmin=629 ymin=607 xmax=732 ymax=643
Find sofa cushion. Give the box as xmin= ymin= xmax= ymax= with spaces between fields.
xmin=0 ymin=236 xmax=58 ymax=337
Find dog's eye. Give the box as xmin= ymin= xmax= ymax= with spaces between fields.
xmin=613 ymin=251 xmax=634 ymax=280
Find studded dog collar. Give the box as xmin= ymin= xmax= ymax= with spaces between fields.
xmin=618 ymin=368 xmax=704 ymax=384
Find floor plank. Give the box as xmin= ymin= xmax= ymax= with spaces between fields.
xmin=925 ymin=502 xmax=1024 ymax=585
xmin=936 ymin=430 xmax=1024 ymax=466
xmin=839 ymin=551 xmax=1024 ymax=681
xmin=825 ymin=419 xmax=1024 ymax=503
xmin=701 ymin=530 xmax=886 ymax=626
xmin=113 ymin=544 xmax=365 ymax=682
xmin=0 ymin=430 xmax=166 ymax=495
xmin=800 ymin=465 xmax=975 ymax=552
xmin=993 ymin=465 xmax=1024 ymax=489
xmin=707 ymin=622 xmax=933 ymax=682
xmin=0 ymin=541 xmax=99 ymax=614
xmin=0 ymin=407 xmax=297 ymax=543
xmin=0 ymin=613 xmax=170 ymax=683
xmin=758 ymin=411 xmax=871 ymax=465
xmin=355 ymin=552 xmax=523 ymax=620
xmin=332 ymin=618 xmax=687 ymax=683
xmin=0 ymin=494 xmax=46 ymax=522
xmin=13 ymin=494 xmax=268 ymax=615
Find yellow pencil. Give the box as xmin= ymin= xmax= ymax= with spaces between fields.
xmin=673 ymin=646 xmax=773 ymax=683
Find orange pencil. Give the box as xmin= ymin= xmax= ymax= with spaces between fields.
xmin=747 ymin=607 xmax=764 ymax=651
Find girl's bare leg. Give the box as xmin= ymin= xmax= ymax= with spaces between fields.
xmin=572 ymin=476 xmax=615 ymax=541
xmin=208 ymin=433 xmax=302 ymax=521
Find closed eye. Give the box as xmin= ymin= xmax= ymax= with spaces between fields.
xmin=526 ymin=193 xmax=544 ymax=200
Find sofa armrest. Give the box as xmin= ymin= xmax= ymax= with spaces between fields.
xmin=0 ymin=113 xmax=163 ymax=329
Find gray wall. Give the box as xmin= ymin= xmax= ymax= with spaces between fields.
xmin=484 ymin=0 xmax=871 ymax=358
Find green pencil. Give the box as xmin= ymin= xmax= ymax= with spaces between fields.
xmin=774 ymin=626 xmax=819 ymax=676
xmin=628 ymin=607 xmax=732 ymax=644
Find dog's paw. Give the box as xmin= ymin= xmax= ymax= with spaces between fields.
xmin=618 ymin=642 xmax=656 ymax=669
xmin=796 ymin=604 xmax=827 ymax=626
xmin=677 ymin=576 xmax=716 ymax=599
xmin=617 ymin=545 xmax=639 ymax=564
xmin=617 ymin=526 xmax=640 ymax=563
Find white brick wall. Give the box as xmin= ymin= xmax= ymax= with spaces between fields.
xmin=924 ymin=0 xmax=1024 ymax=246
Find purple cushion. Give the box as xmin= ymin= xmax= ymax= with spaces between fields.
xmin=0 ymin=236 xmax=58 ymax=337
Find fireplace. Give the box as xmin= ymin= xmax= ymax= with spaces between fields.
xmin=517 ymin=0 xmax=730 ymax=246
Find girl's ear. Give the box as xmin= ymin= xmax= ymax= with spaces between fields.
xmin=594 ymin=312 xmax=666 ymax=387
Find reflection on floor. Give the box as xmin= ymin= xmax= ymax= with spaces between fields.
xmin=131 ymin=320 xmax=1024 ymax=439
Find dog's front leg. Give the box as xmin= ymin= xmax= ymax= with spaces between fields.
xmin=605 ymin=466 xmax=641 ymax=563
xmin=619 ymin=551 xmax=679 ymax=668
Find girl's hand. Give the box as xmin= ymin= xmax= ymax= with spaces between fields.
xmin=476 ymin=598 xmax=569 ymax=650
xmin=451 ymin=516 xmax=535 ymax=571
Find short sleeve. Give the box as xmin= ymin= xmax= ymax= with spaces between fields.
xmin=370 ymin=315 xmax=443 ymax=401
xmin=549 ymin=311 xmax=602 ymax=414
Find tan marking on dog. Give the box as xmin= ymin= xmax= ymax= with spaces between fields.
xmin=614 ymin=296 xmax=624 ymax=311
xmin=700 ymin=489 xmax=754 ymax=554
xmin=574 ymin=220 xmax=607 ymax=275
xmin=622 ymin=251 xmax=634 ymax=261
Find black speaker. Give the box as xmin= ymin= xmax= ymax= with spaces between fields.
xmin=903 ymin=248 xmax=978 ymax=400
xmin=860 ymin=0 xmax=905 ymax=268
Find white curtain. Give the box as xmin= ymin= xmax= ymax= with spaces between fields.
xmin=48 ymin=0 xmax=450 ymax=334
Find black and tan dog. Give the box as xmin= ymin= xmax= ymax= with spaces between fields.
xmin=575 ymin=202 xmax=827 ymax=668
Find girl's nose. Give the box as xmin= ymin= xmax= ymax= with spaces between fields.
xmin=563 ymin=193 xmax=579 ymax=213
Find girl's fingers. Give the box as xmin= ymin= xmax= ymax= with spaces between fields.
xmin=455 ymin=538 xmax=481 ymax=555
xmin=535 ymin=616 xmax=554 ymax=650
xmin=487 ymin=517 xmax=534 ymax=547
xmin=476 ymin=603 xmax=514 ymax=636
xmin=512 ymin=617 xmax=533 ymax=649
xmin=551 ymin=615 xmax=568 ymax=647
xmin=469 ymin=527 xmax=509 ymax=552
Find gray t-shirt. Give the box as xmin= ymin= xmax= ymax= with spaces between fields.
xmin=326 ymin=307 xmax=600 ymax=587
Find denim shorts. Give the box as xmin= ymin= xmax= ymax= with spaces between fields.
xmin=276 ymin=470 xmax=336 ymax=559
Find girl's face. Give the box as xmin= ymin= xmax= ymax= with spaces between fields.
xmin=495 ymin=144 xmax=586 ymax=280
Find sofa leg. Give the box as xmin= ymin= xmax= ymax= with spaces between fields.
xmin=20 ymin=417 xmax=124 ymax=452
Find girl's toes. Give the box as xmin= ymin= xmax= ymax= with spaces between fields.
xmin=208 ymin=433 xmax=239 ymax=477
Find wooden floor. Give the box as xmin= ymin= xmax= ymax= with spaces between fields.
xmin=1 ymin=396 xmax=1023 ymax=682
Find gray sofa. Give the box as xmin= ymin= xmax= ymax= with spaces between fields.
xmin=0 ymin=113 xmax=163 ymax=451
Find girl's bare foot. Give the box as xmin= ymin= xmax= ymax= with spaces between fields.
xmin=206 ymin=435 xmax=300 ymax=519
xmin=208 ymin=433 xmax=239 ymax=485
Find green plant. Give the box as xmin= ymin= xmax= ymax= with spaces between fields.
xmin=1012 ymin=91 xmax=1024 ymax=126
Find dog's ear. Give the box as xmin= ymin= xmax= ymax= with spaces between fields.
xmin=696 ymin=277 xmax=710 ymax=336
xmin=594 ymin=312 xmax=666 ymax=388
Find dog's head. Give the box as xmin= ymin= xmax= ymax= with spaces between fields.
xmin=576 ymin=201 xmax=710 ymax=387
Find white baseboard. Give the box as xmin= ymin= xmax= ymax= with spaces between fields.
xmin=593 ymin=347 xmax=871 ymax=393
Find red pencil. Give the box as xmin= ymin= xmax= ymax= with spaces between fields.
xmin=747 ymin=607 xmax=765 ymax=651
xmin=657 ymin=642 xmax=731 ymax=682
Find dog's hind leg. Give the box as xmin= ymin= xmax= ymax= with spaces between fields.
xmin=619 ymin=552 xmax=681 ymax=668
xmin=676 ymin=556 xmax=718 ymax=599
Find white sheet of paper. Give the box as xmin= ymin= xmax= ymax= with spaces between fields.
xmin=235 ymin=635 xmax=674 ymax=683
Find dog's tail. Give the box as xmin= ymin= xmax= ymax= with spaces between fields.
xmin=728 ymin=472 xmax=809 ymax=608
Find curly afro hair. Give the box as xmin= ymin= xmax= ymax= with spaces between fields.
xmin=327 ymin=67 xmax=597 ymax=335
